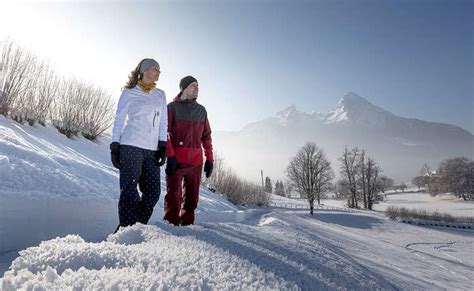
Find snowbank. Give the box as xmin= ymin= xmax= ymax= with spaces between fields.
xmin=0 ymin=116 xmax=117 ymax=200
xmin=2 ymin=224 xmax=297 ymax=290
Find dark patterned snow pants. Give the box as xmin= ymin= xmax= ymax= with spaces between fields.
xmin=118 ymin=145 xmax=161 ymax=227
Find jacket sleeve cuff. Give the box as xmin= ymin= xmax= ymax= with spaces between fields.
xmin=166 ymin=138 xmax=175 ymax=157
xmin=158 ymin=140 xmax=167 ymax=149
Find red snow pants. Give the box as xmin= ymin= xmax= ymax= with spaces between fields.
xmin=164 ymin=164 xmax=202 ymax=226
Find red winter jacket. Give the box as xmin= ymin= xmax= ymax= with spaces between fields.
xmin=166 ymin=95 xmax=213 ymax=166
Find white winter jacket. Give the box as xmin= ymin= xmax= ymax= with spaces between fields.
xmin=111 ymin=86 xmax=168 ymax=151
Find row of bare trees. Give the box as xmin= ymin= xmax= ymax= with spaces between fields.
xmin=0 ymin=40 xmax=114 ymax=140
xmin=285 ymin=142 xmax=392 ymax=213
xmin=412 ymin=157 xmax=473 ymax=200
xmin=337 ymin=146 xmax=390 ymax=210
xmin=204 ymin=153 xmax=271 ymax=206
xmin=52 ymin=79 xmax=114 ymax=138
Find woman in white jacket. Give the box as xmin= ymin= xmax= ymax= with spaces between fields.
xmin=110 ymin=58 xmax=167 ymax=232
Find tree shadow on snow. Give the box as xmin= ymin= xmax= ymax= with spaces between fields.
xmin=155 ymin=221 xmax=403 ymax=291
xmin=310 ymin=210 xmax=385 ymax=229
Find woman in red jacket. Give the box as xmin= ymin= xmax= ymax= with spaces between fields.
xmin=164 ymin=76 xmax=213 ymax=226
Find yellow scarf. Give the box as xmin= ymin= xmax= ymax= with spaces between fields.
xmin=138 ymin=80 xmax=156 ymax=93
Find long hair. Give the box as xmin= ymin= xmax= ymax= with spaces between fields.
xmin=125 ymin=59 xmax=145 ymax=89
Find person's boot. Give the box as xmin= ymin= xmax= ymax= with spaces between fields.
xmin=164 ymin=207 xmax=181 ymax=226
xmin=180 ymin=211 xmax=195 ymax=226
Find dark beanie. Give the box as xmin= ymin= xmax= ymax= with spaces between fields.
xmin=179 ymin=76 xmax=198 ymax=91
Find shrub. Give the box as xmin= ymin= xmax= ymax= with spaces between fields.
xmin=385 ymin=206 xmax=473 ymax=224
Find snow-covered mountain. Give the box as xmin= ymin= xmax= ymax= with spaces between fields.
xmin=325 ymin=92 xmax=398 ymax=127
xmin=214 ymin=92 xmax=474 ymax=183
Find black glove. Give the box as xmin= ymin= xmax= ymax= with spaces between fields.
xmin=165 ymin=156 xmax=177 ymax=176
xmin=204 ymin=160 xmax=213 ymax=178
xmin=110 ymin=142 xmax=121 ymax=169
xmin=155 ymin=142 xmax=167 ymax=167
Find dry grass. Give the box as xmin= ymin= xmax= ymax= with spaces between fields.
xmin=385 ymin=206 xmax=474 ymax=224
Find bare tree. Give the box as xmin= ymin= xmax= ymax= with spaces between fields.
xmin=356 ymin=149 xmax=367 ymax=208
xmin=14 ymin=59 xmax=59 ymax=126
xmin=202 ymin=152 xmax=225 ymax=187
xmin=420 ymin=163 xmax=432 ymax=176
xmin=0 ymin=39 xmax=114 ymax=140
xmin=412 ymin=176 xmax=425 ymax=190
xmin=379 ymin=176 xmax=394 ymax=193
xmin=339 ymin=146 xmax=386 ymax=209
xmin=419 ymin=163 xmax=433 ymax=189
xmin=14 ymin=54 xmax=40 ymax=124
xmin=286 ymin=142 xmax=334 ymax=215
xmin=215 ymin=167 xmax=241 ymax=202
xmin=0 ymin=41 xmax=35 ymax=118
xmin=339 ymin=146 xmax=360 ymax=208
xmin=79 ymin=85 xmax=114 ymax=140
xmin=357 ymin=154 xmax=383 ymax=209
xmin=436 ymin=157 xmax=473 ymax=200
xmin=284 ymin=179 xmax=294 ymax=198
xmin=32 ymin=63 xmax=59 ymax=126
xmin=365 ymin=157 xmax=382 ymax=210
xmin=51 ymin=78 xmax=113 ymax=140
xmin=468 ymin=160 xmax=474 ymax=200
xmin=51 ymin=78 xmax=85 ymax=137
xmin=334 ymin=179 xmax=350 ymax=200
xmin=393 ymin=183 xmax=408 ymax=192
xmin=207 ymin=153 xmax=270 ymax=206
xmin=244 ymin=181 xmax=271 ymax=206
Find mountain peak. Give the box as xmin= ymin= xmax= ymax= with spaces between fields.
xmin=276 ymin=104 xmax=298 ymax=120
xmin=327 ymin=92 xmax=395 ymax=126
xmin=338 ymin=92 xmax=374 ymax=109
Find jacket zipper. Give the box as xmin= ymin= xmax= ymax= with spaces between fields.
xmin=153 ymin=110 xmax=157 ymax=127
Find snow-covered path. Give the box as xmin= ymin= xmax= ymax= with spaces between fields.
xmin=2 ymin=207 xmax=473 ymax=290
xmin=281 ymin=209 xmax=474 ymax=290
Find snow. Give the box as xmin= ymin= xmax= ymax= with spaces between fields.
xmin=274 ymin=104 xmax=325 ymax=127
xmin=269 ymin=193 xmax=353 ymax=210
xmin=270 ymin=191 xmax=474 ymax=218
xmin=0 ymin=116 xmax=117 ymax=200
xmin=375 ymin=191 xmax=474 ymax=217
xmin=2 ymin=225 xmax=296 ymax=290
xmin=1 ymin=117 xmax=474 ymax=290
xmin=3 ymin=209 xmax=473 ymax=290
xmin=393 ymin=137 xmax=417 ymax=147
xmin=325 ymin=92 xmax=396 ymax=128
xmin=273 ymin=92 xmax=402 ymax=128
xmin=325 ymin=105 xmax=349 ymax=123
xmin=276 ymin=104 xmax=298 ymax=122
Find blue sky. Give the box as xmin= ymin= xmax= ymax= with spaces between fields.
xmin=1 ymin=0 xmax=472 ymax=133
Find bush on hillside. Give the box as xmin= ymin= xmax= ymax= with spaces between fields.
xmin=204 ymin=153 xmax=270 ymax=207
xmin=1 ymin=39 xmax=113 ymax=140
xmin=385 ymin=206 xmax=474 ymax=224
